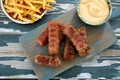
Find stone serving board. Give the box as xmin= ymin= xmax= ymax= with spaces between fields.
xmin=19 ymin=8 xmax=117 ymax=80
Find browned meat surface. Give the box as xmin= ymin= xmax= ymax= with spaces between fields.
xmin=34 ymin=54 xmax=50 ymax=66
xmin=48 ymin=20 xmax=60 ymax=55
xmin=77 ymin=27 xmax=90 ymax=56
xmin=37 ymin=28 xmax=48 ymax=46
xmin=63 ymin=37 xmax=75 ymax=62
xmin=49 ymin=56 xmax=61 ymax=66
xmin=62 ymin=25 xmax=90 ymax=56
xmin=34 ymin=54 xmax=61 ymax=67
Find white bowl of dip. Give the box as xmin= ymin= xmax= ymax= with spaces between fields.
xmin=77 ymin=0 xmax=112 ymax=26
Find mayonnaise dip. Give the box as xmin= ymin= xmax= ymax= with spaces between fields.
xmin=79 ymin=0 xmax=110 ymax=25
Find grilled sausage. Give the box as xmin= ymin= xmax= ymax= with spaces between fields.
xmin=63 ymin=37 xmax=75 ymax=62
xmin=35 ymin=54 xmax=50 ymax=66
xmin=37 ymin=28 xmax=48 ymax=46
xmin=37 ymin=24 xmax=64 ymax=46
xmin=48 ymin=20 xmax=60 ymax=55
xmin=62 ymin=25 xmax=90 ymax=56
xmin=34 ymin=54 xmax=61 ymax=67
xmin=77 ymin=27 xmax=90 ymax=56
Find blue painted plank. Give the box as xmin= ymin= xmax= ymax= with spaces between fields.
xmin=0 ymin=64 xmax=35 ymax=76
xmin=0 ymin=34 xmax=21 ymax=46
xmin=0 ymin=57 xmax=26 ymax=61
xmin=56 ymin=65 xmax=120 ymax=79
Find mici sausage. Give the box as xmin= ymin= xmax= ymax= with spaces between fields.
xmin=63 ymin=37 xmax=75 ymax=62
xmin=77 ymin=27 xmax=90 ymax=56
xmin=48 ymin=20 xmax=60 ymax=55
xmin=62 ymin=25 xmax=90 ymax=56
xmin=34 ymin=54 xmax=61 ymax=67
xmin=37 ymin=28 xmax=48 ymax=46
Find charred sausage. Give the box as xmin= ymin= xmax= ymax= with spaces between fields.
xmin=63 ymin=37 xmax=75 ymax=62
xmin=34 ymin=54 xmax=61 ymax=67
xmin=48 ymin=20 xmax=60 ymax=55
xmin=77 ymin=27 xmax=90 ymax=56
xmin=62 ymin=25 xmax=90 ymax=56
xmin=34 ymin=54 xmax=50 ymax=66
xmin=37 ymin=28 xmax=48 ymax=46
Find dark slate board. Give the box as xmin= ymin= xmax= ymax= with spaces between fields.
xmin=19 ymin=8 xmax=117 ymax=80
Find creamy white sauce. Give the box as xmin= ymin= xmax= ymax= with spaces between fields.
xmin=79 ymin=0 xmax=110 ymax=25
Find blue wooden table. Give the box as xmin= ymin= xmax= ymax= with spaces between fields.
xmin=0 ymin=0 xmax=120 ymax=79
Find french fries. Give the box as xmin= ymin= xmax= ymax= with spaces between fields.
xmin=3 ymin=0 xmax=56 ymax=23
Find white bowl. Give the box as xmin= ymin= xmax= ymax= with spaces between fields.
xmin=1 ymin=0 xmax=46 ymax=24
xmin=77 ymin=0 xmax=112 ymax=26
